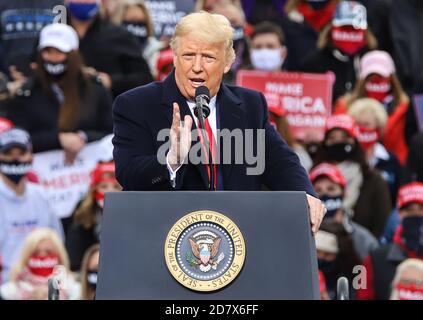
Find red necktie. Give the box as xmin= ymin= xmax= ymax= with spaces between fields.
xmin=197 ymin=118 xmax=217 ymax=190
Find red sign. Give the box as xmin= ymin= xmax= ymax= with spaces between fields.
xmin=236 ymin=70 xmax=334 ymax=141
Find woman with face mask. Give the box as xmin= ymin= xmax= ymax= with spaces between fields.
xmin=347 ymin=98 xmax=402 ymax=205
xmin=315 ymin=221 xmax=361 ymax=300
xmin=358 ymin=182 xmax=423 ymax=300
xmin=310 ymin=163 xmax=378 ymax=261
xmin=314 ymin=114 xmax=392 ymax=238
xmin=334 ymin=50 xmax=411 ymax=166
xmin=300 ymin=1 xmax=378 ymax=102
xmin=0 ymin=228 xmax=80 ymax=300
xmin=117 ymin=0 xmax=164 ymax=78
xmin=281 ymin=0 xmax=340 ymax=70
xmin=66 ymin=162 xmax=121 ymax=272
xmin=390 ymin=259 xmax=423 ymax=300
xmin=4 ymin=23 xmax=113 ymax=162
xmin=79 ymin=244 xmax=100 ymax=300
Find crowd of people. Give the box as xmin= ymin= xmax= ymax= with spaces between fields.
xmin=0 ymin=0 xmax=422 ymax=300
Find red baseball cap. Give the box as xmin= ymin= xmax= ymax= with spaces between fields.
xmin=397 ymin=182 xmax=423 ymax=209
xmin=90 ymin=162 xmax=116 ymax=187
xmin=325 ymin=114 xmax=359 ymax=139
xmin=309 ymin=163 xmax=346 ymax=188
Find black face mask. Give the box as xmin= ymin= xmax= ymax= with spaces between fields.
xmin=402 ymin=216 xmax=423 ymax=255
xmin=305 ymin=142 xmax=320 ymax=160
xmin=122 ymin=21 xmax=148 ymax=47
xmin=43 ymin=61 xmax=68 ymax=80
xmin=318 ymin=258 xmax=338 ymax=275
xmin=0 ymin=159 xmax=32 ymax=184
xmin=87 ymin=270 xmax=98 ymax=290
xmin=324 ymin=143 xmax=356 ymax=162
xmin=320 ymin=194 xmax=343 ymax=219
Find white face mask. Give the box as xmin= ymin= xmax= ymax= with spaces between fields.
xmin=250 ymin=48 xmax=284 ymax=71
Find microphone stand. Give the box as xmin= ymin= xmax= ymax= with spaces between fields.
xmin=196 ymin=105 xmax=215 ymax=191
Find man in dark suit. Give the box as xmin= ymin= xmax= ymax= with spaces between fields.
xmin=112 ymin=11 xmax=326 ymax=233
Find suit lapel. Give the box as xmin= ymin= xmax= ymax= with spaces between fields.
xmin=217 ymin=84 xmax=245 ymax=188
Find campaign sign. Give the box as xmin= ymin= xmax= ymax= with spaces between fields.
xmin=32 ymin=135 xmax=114 ymax=219
xmin=237 ymin=70 xmax=334 ymax=141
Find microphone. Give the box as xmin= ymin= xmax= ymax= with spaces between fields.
xmin=336 ymin=277 xmax=349 ymax=300
xmin=48 ymin=277 xmax=60 ymax=300
xmin=194 ymin=86 xmax=210 ymax=119
xmin=194 ymin=86 xmax=215 ymax=191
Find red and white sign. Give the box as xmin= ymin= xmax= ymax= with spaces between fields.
xmin=32 ymin=135 xmax=114 ymax=219
xmin=237 ymin=70 xmax=334 ymax=141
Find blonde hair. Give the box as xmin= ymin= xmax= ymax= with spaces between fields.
xmin=348 ymin=98 xmax=388 ymax=130
xmin=9 ymin=228 xmax=69 ymax=281
xmin=79 ymin=244 xmax=100 ymax=300
xmin=116 ymin=0 xmax=155 ymax=38
xmin=390 ymin=259 xmax=423 ymax=300
xmin=170 ymin=11 xmax=236 ymax=64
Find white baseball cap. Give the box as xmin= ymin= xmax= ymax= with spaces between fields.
xmin=359 ymin=50 xmax=396 ymax=79
xmin=38 ymin=23 xmax=79 ymax=53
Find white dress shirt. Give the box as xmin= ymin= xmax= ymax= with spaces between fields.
xmin=166 ymin=96 xmax=217 ymax=185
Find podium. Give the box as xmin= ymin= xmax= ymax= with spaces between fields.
xmin=96 ymin=191 xmax=320 ymax=299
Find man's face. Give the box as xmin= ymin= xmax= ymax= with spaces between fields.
xmin=0 ymin=146 xmax=32 ymax=163
xmin=325 ymin=129 xmax=355 ymax=146
xmin=173 ymin=34 xmax=232 ymax=100
xmin=251 ymin=33 xmax=283 ymax=51
xmin=313 ymin=177 xmax=343 ymax=198
xmin=400 ymin=203 xmax=423 ymax=219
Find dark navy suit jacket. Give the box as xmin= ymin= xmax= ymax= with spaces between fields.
xmin=112 ymin=71 xmax=315 ymax=195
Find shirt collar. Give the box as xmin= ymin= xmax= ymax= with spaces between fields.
xmin=186 ymin=95 xmax=217 ymax=117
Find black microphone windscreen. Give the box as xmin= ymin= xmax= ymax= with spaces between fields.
xmin=195 ymin=86 xmax=210 ymax=101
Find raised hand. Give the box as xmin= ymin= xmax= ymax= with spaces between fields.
xmin=167 ymin=102 xmax=193 ymax=171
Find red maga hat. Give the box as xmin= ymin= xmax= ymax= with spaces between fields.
xmin=90 ymin=162 xmax=116 ymax=187
xmin=397 ymin=182 xmax=423 ymax=209
xmin=309 ymin=163 xmax=346 ymax=188
xmin=325 ymin=114 xmax=359 ymax=139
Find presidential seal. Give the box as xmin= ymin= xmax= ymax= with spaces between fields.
xmin=164 ymin=210 xmax=246 ymax=292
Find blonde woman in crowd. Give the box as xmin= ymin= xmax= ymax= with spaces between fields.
xmin=347 ymin=98 xmax=402 ymax=205
xmin=0 ymin=228 xmax=80 ymax=300
xmin=390 ymin=259 xmax=423 ymax=300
